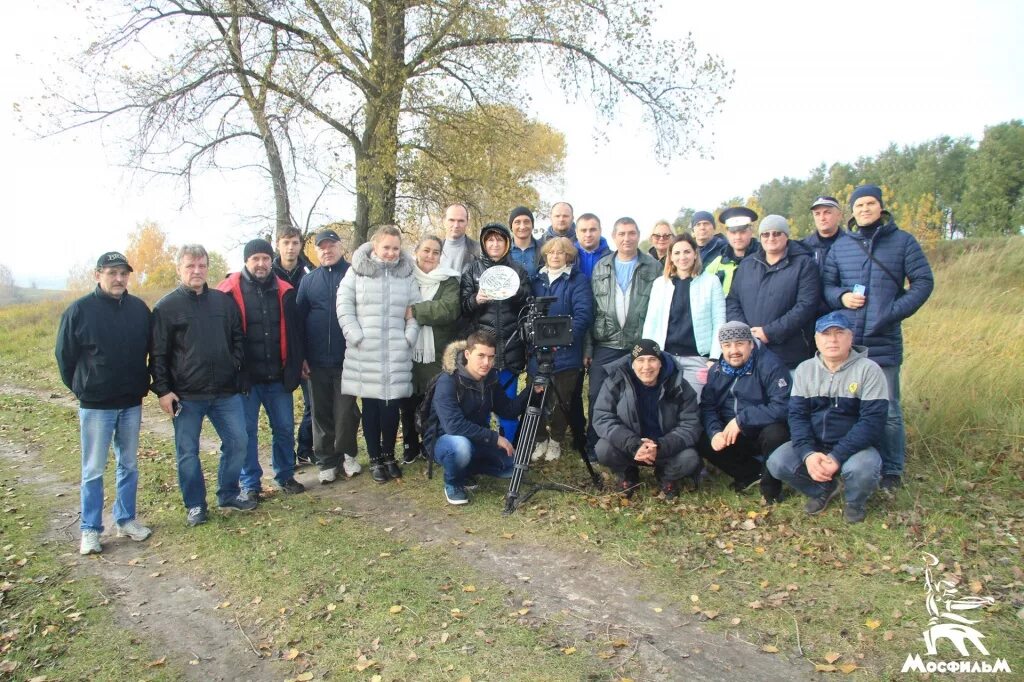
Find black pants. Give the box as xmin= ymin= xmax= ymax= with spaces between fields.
xmin=361 ymin=398 xmax=400 ymax=459
xmin=595 ymin=439 xmax=701 ymax=482
xmin=568 ymin=370 xmax=588 ymax=452
xmin=586 ymin=346 xmax=630 ymax=454
xmin=399 ymin=393 xmax=423 ymax=455
xmin=307 ymin=366 xmax=360 ymax=470
xmin=698 ymin=422 xmax=790 ymax=483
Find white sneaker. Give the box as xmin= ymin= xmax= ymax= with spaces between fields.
xmin=116 ymin=519 xmax=153 ymax=542
xmin=79 ymin=529 xmax=102 ymax=555
xmin=343 ymin=454 xmax=362 ymax=478
xmin=531 ymin=441 xmax=548 ymax=462
xmin=318 ymin=467 xmax=338 ymax=484
xmin=545 ymin=441 xmax=562 ymax=461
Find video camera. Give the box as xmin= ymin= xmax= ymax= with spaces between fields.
xmin=520 ymin=296 xmax=573 ymax=351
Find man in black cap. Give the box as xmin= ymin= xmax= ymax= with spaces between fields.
xmin=703 ymin=206 xmax=760 ymax=295
xmin=295 ymin=229 xmax=362 ymax=483
xmin=592 ymin=339 xmax=702 ymax=500
xmin=690 ymin=210 xmax=727 ymax=267
xmin=57 ymin=251 xmax=153 ymax=554
xmin=217 ymin=239 xmax=305 ymax=498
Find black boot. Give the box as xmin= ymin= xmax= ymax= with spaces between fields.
xmin=383 ymin=453 xmax=402 ymax=479
xmin=370 ymin=456 xmax=390 ymax=484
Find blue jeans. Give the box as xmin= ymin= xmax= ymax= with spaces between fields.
xmin=79 ymin=405 xmax=142 ymax=532
xmin=172 ymin=395 xmax=247 ymax=509
xmin=433 ymin=435 xmax=514 ymax=486
xmin=240 ymin=382 xmax=296 ymax=491
xmin=497 ymin=369 xmax=520 ymax=443
xmin=880 ymin=365 xmax=905 ymax=476
xmin=766 ymin=441 xmax=881 ymax=509
xmin=297 ymin=380 xmax=313 ymax=454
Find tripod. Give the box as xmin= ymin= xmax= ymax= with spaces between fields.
xmin=503 ymin=349 xmax=602 ymax=514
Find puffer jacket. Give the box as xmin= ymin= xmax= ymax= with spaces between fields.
xmin=704 ymin=240 xmax=761 ymax=295
xmin=527 ymin=266 xmax=594 ymax=374
xmin=410 ymin=275 xmax=461 ymax=394
xmin=336 ymin=242 xmax=419 ymax=401
xmin=726 ymin=240 xmax=820 ymax=368
xmin=700 ymin=345 xmax=791 ymax=438
xmin=822 ymin=214 xmax=934 ymax=367
xmin=699 ymin=233 xmax=729 ymax=269
xmin=586 ymin=251 xmax=660 ymax=354
xmin=592 ymin=352 xmax=701 ymax=456
xmin=295 ymin=260 xmax=349 ymax=369
xmin=642 ymin=272 xmax=726 ymax=359
xmin=459 ymin=224 xmax=530 ymax=373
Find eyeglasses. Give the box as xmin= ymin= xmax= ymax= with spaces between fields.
xmin=651 ymin=233 xmax=673 ymax=240
xmin=760 ymin=231 xmax=786 ymax=239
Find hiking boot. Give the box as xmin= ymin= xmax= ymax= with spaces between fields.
xmin=843 ymin=504 xmax=867 ymax=524
xmin=186 ymin=506 xmax=208 ymax=527
xmin=370 ymin=457 xmax=390 ymax=484
xmin=760 ymin=475 xmax=784 ymax=505
xmin=661 ymin=479 xmax=680 ymax=501
xmin=804 ymin=481 xmax=840 ymax=516
xmin=545 ymin=441 xmax=562 ymax=461
xmin=343 ymin=454 xmax=362 ymax=478
xmin=531 ymin=440 xmax=548 ymax=462
xmin=444 ymin=484 xmax=469 ymax=505
xmin=383 ymin=455 xmax=402 ymax=480
xmin=219 ymin=495 xmax=258 ymax=512
xmin=116 ymin=519 xmax=153 ymax=542
xmin=879 ymin=474 xmax=903 ymax=491
xmin=318 ymin=467 xmax=338 ymax=484
xmin=401 ymin=443 xmax=421 ymax=465
xmin=79 ymin=529 xmax=102 ymax=555
xmin=617 ymin=468 xmax=640 ymax=499
xmin=731 ymin=474 xmax=762 ymax=493
xmin=278 ymin=478 xmax=306 ymax=495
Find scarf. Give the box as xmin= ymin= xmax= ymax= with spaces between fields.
xmin=719 ymin=355 xmax=754 ymax=378
xmin=413 ymin=263 xmax=459 ymax=363
xmin=540 ymin=265 xmax=570 ymax=283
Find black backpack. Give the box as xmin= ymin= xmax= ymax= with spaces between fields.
xmin=415 ymin=370 xmax=463 ymax=478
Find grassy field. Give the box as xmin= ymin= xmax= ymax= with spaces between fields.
xmin=0 ymin=237 xmax=1022 ymax=679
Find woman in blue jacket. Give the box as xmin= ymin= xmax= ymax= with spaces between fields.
xmin=642 ymin=233 xmax=726 ymax=400
xmin=527 ymin=237 xmax=593 ymax=461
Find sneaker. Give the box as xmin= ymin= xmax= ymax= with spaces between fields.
xmin=295 ymin=451 xmax=314 ymax=467
xmin=278 ymin=478 xmax=306 ymax=495
xmin=116 ymin=519 xmax=153 ymax=542
xmin=343 ymin=454 xmax=362 ymax=478
xmin=545 ymin=441 xmax=562 ymax=461
xmin=219 ymin=495 xmax=258 ymax=512
xmin=318 ymin=467 xmax=338 ymax=484
xmin=79 ymin=529 xmax=102 ymax=555
xmin=239 ymin=489 xmax=260 ymax=504
xmin=617 ymin=469 xmax=641 ymax=499
xmin=186 ymin=506 xmax=208 ymax=527
xmin=401 ymin=443 xmax=420 ymax=465
xmin=463 ymin=476 xmax=479 ymax=491
xmin=661 ymin=479 xmax=680 ymax=501
xmin=879 ymin=474 xmax=903 ymax=491
xmin=531 ymin=440 xmax=548 ymax=462
xmin=731 ymin=474 xmax=762 ymax=493
xmin=444 ymin=484 xmax=469 ymax=505
xmin=843 ymin=504 xmax=867 ymax=524
xmin=804 ymin=481 xmax=840 ymax=515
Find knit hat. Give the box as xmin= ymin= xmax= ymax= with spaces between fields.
xmin=849 ymin=184 xmax=883 ymax=208
xmin=815 ymin=311 xmax=853 ymax=333
xmin=508 ymin=206 xmax=535 ymax=228
xmin=631 ymin=338 xmax=661 ymax=361
xmin=243 ymin=238 xmax=274 ymax=261
xmin=691 ymin=210 xmax=715 ymax=226
xmin=758 ymin=214 xmax=790 ymax=236
xmin=718 ymin=320 xmax=754 ymax=344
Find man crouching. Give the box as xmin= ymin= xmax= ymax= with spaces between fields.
xmin=592 ymin=339 xmax=701 ymax=500
xmin=423 ymin=331 xmax=530 ymax=506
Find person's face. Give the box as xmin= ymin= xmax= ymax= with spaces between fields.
xmin=246 ymin=253 xmax=273 ymax=281
xmin=576 ymin=218 xmax=601 ymax=249
xmin=720 ymin=339 xmax=754 ymax=368
xmin=316 ymin=239 xmax=342 ymax=267
xmin=670 ymin=240 xmax=696 ymax=277
xmin=811 ymin=206 xmax=842 ymax=237
xmin=373 ymin=234 xmax=401 ymax=262
xmin=464 ymin=343 xmax=496 ymax=380
xmin=632 ymin=355 xmax=662 ymax=387
xmin=511 ymin=214 xmax=534 ymax=241
xmin=484 ymin=233 xmax=507 ymax=259
xmin=416 ymin=240 xmax=441 ymax=273
xmin=650 ymin=225 xmax=674 ymax=254
xmin=545 ymin=248 xmax=567 ymax=270
xmin=95 ymin=265 xmax=130 ymax=298
xmin=177 ymin=254 xmax=209 ymax=291
xmin=445 ymin=205 xmax=469 ymax=239
xmin=691 ymin=220 xmax=715 ymax=246
xmin=277 ymin=235 xmax=302 ymax=263
xmin=852 ymin=196 xmax=883 ymax=226
xmin=815 ymin=327 xmax=854 ymax=363
xmin=727 ymin=226 xmax=753 ymax=254
xmin=613 ymin=223 xmax=639 ymax=257
xmin=759 ymin=230 xmax=789 ymax=258
xmin=551 ymin=203 xmax=573 ymax=233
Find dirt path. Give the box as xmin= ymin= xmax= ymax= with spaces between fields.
xmin=4 ymin=384 xmax=816 ymax=680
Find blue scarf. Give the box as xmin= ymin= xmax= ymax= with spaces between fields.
xmin=719 ymin=356 xmax=754 ymax=377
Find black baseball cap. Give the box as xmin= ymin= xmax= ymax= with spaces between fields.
xmin=315 ymin=229 xmax=341 ymax=245
xmin=96 ymin=252 xmax=133 ymax=272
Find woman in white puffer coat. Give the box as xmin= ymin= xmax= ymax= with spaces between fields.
xmin=337 ymin=225 xmax=420 ymax=483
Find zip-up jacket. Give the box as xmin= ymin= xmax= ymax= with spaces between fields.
xmin=527 ymin=266 xmax=594 ymax=374
xmin=295 ymin=259 xmax=350 ymax=369
xmin=586 ymin=251 xmax=660 ymax=355
xmin=642 ymin=272 xmax=726 ymax=359
xmin=699 ymin=233 xmax=728 ymax=269
xmin=577 ymin=237 xmax=611 ymax=279
xmin=272 ymin=254 xmax=314 ymax=289
xmin=703 ymin=240 xmax=761 ymax=295
xmin=700 ymin=344 xmax=791 ymax=438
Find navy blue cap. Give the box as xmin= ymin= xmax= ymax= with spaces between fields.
xmin=691 ymin=210 xmax=715 ymax=226
xmin=815 ymin=311 xmax=854 ymax=333
xmin=315 ymin=229 xmax=341 ymax=245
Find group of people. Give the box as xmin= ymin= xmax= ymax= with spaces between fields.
xmin=56 ymin=184 xmax=934 ymax=555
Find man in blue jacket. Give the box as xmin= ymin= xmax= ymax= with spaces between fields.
xmin=56 ymin=251 xmax=153 ymax=554
xmin=699 ymin=321 xmax=791 ymax=503
xmin=823 ymin=185 xmax=934 ymax=490
xmin=691 ymin=210 xmax=727 ymax=267
xmin=424 ymin=332 xmax=531 ymax=505
xmin=295 ymin=229 xmax=362 ymax=484
xmin=767 ymin=312 xmax=888 ymax=523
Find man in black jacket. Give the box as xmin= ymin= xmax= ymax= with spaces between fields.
xmin=150 ymin=244 xmax=255 ymax=527
xmin=56 ymin=251 xmax=153 ymax=555
xmin=218 ymin=239 xmax=305 ymax=497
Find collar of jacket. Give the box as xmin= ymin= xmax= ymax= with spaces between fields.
xmin=846 ymin=211 xmax=896 ymax=239
xmin=350 ymin=241 xmax=414 ymax=277
xmin=91 ymin=284 xmax=129 ymax=306
xmin=241 ymin=267 xmax=279 ymax=290
xmin=812 ymin=345 xmax=870 ymax=373
xmin=177 ymin=282 xmax=209 ymax=298
xmin=721 ymin=239 xmax=761 ymax=264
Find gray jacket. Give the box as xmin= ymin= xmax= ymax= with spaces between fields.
xmin=337 ymin=242 xmax=420 ymax=400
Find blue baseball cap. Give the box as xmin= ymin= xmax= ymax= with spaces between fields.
xmin=815 ymin=311 xmax=853 ymax=333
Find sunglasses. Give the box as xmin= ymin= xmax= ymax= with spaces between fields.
xmin=760 ymin=231 xmax=786 ymax=239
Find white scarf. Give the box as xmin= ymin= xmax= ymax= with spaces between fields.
xmin=413 ymin=263 xmax=459 ymax=363
xmin=541 ymin=265 xmax=570 ymax=283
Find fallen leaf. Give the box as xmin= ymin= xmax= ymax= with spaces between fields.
xmin=500 ymin=532 xmax=515 ymax=539
xmin=389 ymin=605 xmax=403 ymax=614
xmin=815 ymin=664 xmax=838 ymax=673
xmin=440 ymin=632 xmax=450 ymax=643
xmin=578 ymin=532 xmax=589 ymax=541
xmin=652 ymin=607 xmax=663 ymax=613
xmin=327 ymin=603 xmax=337 ymax=612
xmin=285 ymin=648 xmax=300 ymax=660
xmin=710 ymin=583 xmax=721 ymax=592
xmin=296 ymin=673 xmax=314 ymax=681
xmin=969 ymin=580 xmax=983 ymax=594
xmin=865 ymin=618 xmax=881 ymax=630
xmin=597 ymin=651 xmax=615 ymax=659
xmin=462 ymin=585 xmax=476 ymax=593
xmin=149 ymin=572 xmax=162 ymax=578
xmin=0 ymin=661 xmax=19 ymax=673
xmin=689 ymin=594 xmax=700 ymax=603
xmin=251 ymin=596 xmax=262 ymax=605
xmin=702 ymin=610 xmax=719 ymax=620
xmin=761 ymin=645 xmax=779 ymax=653
xmin=354 ymin=656 xmax=377 ymax=671
xmin=562 ymin=646 xmax=576 ymax=655
xmin=748 ymin=600 xmax=764 ymax=610
xmin=146 ymin=656 xmax=167 ymax=668
xmin=730 ymin=618 xmax=742 ymax=626
xmin=824 ymin=652 xmax=842 ymax=664
xmin=883 ymin=631 xmax=895 ymax=641
xmin=839 ymin=663 xmax=858 ymax=673
xmin=517 ymin=608 xmax=530 ymax=616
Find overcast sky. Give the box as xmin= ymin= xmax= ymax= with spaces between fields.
xmin=4 ymin=1 xmax=1023 ymax=287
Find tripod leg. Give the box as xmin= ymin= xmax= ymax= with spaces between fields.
xmin=503 ymin=382 xmax=548 ymax=514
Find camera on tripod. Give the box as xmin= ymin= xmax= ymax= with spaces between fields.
xmin=520 ymin=296 xmax=573 ymax=350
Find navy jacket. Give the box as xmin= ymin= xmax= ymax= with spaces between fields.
xmin=699 ymin=233 xmax=728 ymax=269
xmin=295 ymin=260 xmax=349 ymax=369
xmin=801 ymin=230 xmax=844 ymax=314
xmin=726 ymin=240 xmax=820 ymax=368
xmin=822 ymin=214 xmax=934 ymax=367
xmin=527 ymin=267 xmax=594 ymax=374
xmin=700 ymin=345 xmax=791 ymax=438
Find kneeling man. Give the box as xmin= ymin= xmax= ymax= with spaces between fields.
xmin=766 ymin=312 xmax=887 ymax=523
xmin=593 ymin=339 xmax=701 ymax=500
xmin=423 ymin=331 xmax=530 ymax=506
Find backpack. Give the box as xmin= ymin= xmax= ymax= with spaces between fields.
xmin=415 ymin=369 xmax=463 ymax=478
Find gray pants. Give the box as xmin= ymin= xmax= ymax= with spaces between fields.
xmin=308 ymin=366 xmax=361 ymax=470
xmin=596 ymin=439 xmax=701 ymax=483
